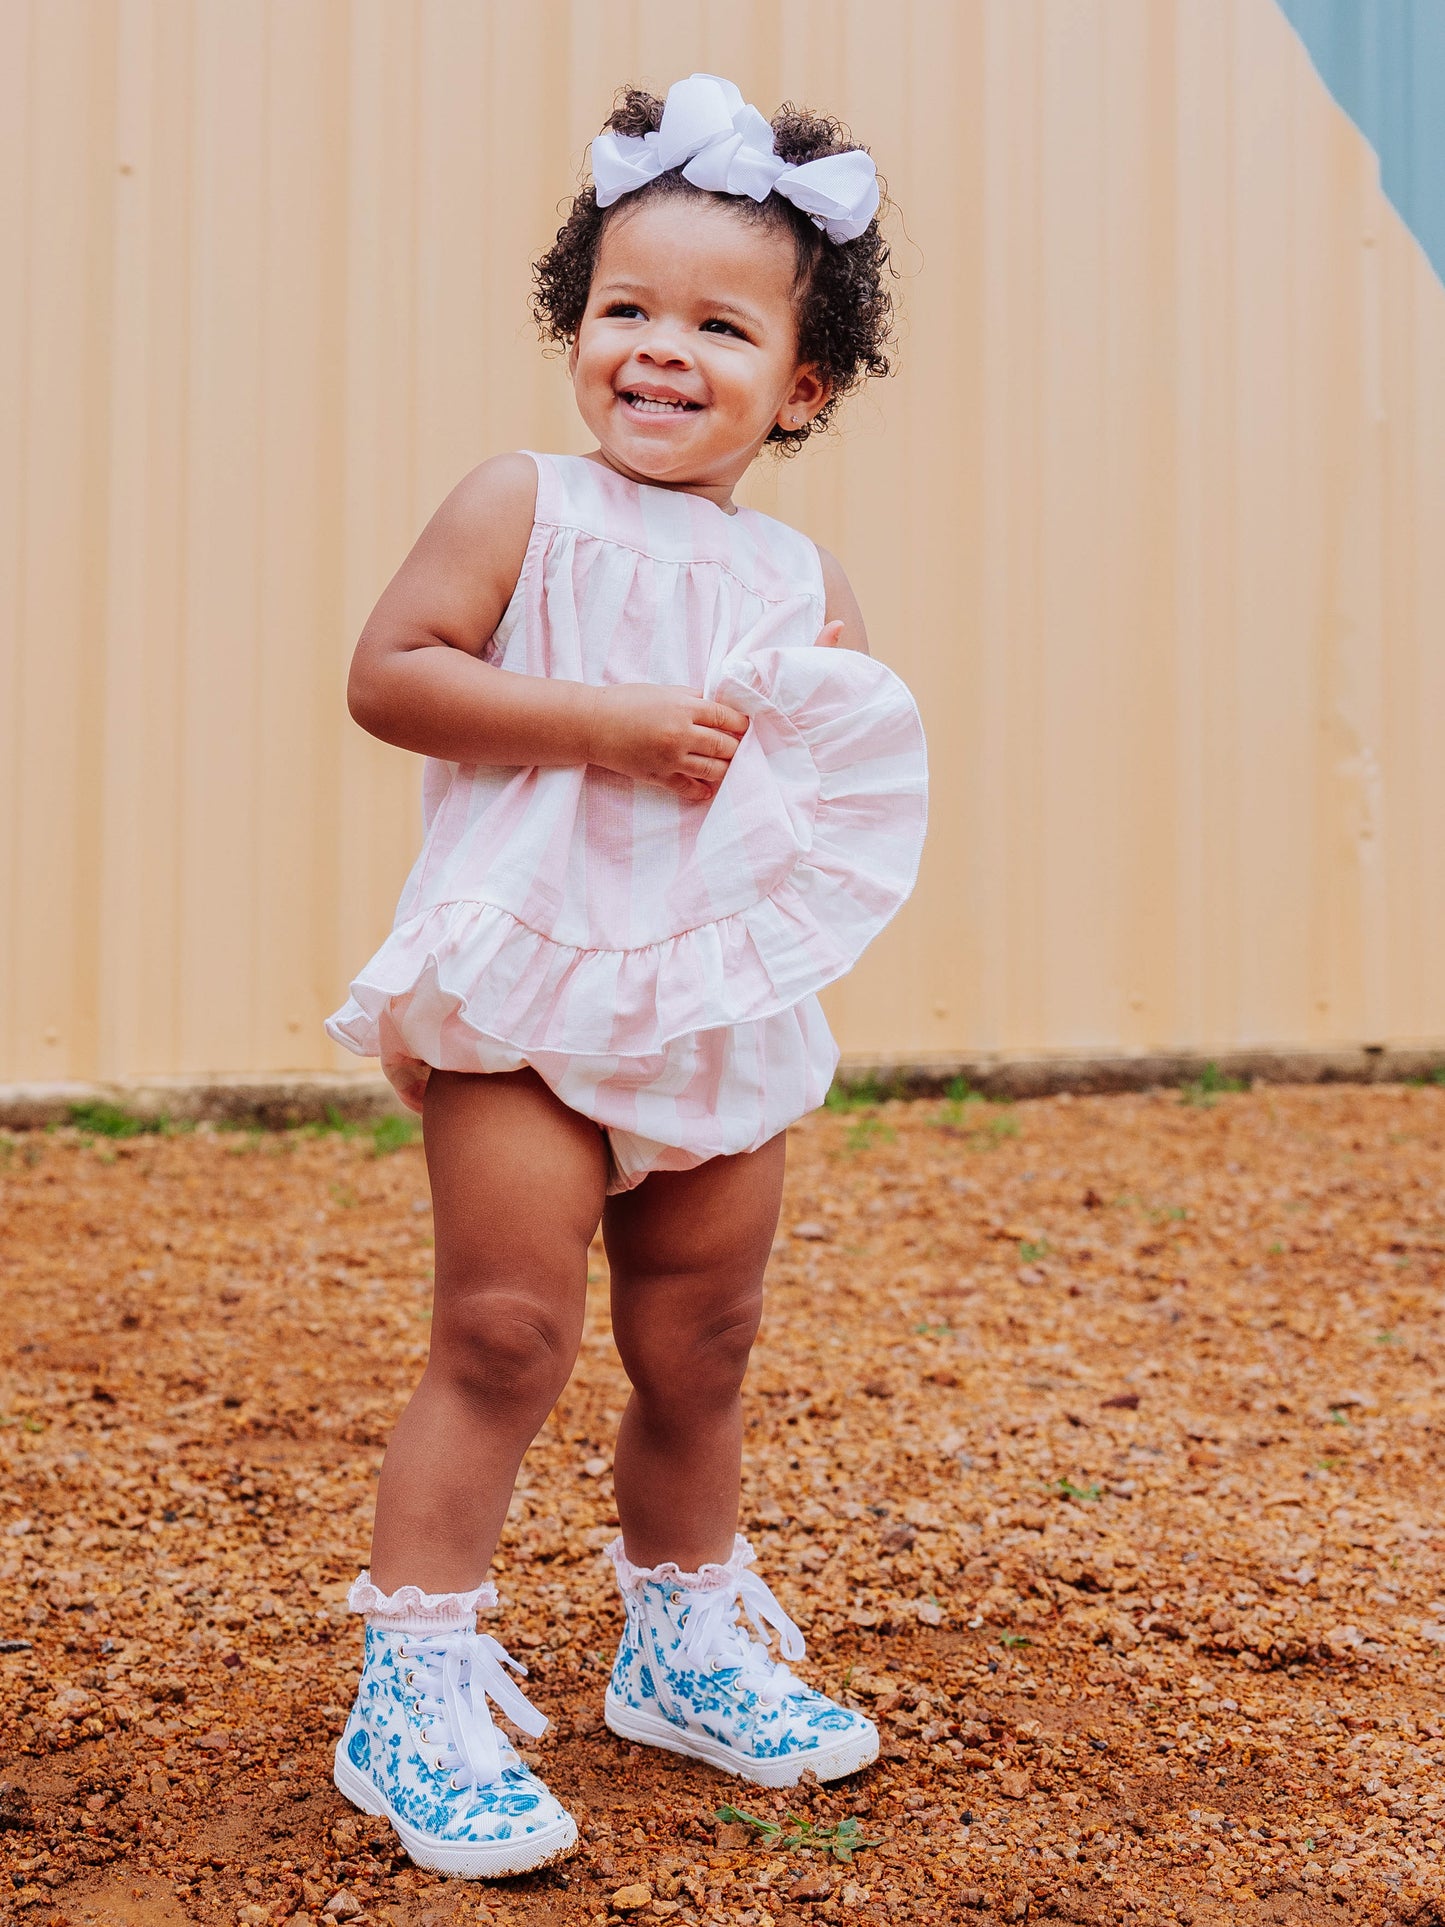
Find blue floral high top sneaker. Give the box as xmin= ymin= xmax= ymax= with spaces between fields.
xmin=603 ymin=1536 xmax=878 ymax=1787
xmin=333 ymin=1573 xmax=577 ymax=1878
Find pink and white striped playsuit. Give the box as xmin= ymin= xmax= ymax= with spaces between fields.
xmin=326 ymin=452 xmax=927 ymax=1191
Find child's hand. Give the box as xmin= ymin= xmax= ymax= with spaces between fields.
xmin=588 ymin=685 xmax=750 ymax=800
xmin=814 ymin=620 xmax=845 ymax=648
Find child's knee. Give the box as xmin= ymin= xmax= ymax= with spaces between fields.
xmin=623 ymin=1293 xmax=762 ymax=1413
xmin=434 ymin=1287 xmax=576 ymax=1415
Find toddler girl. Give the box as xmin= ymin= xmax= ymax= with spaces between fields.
xmin=325 ymin=73 xmax=927 ymax=1878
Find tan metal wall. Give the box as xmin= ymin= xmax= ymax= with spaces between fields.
xmin=3 ymin=0 xmax=1443 ymax=1085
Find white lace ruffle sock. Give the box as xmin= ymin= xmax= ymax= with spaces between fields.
xmin=347 ymin=1571 xmax=499 ymax=1636
xmin=606 ymin=1534 xmax=754 ymax=1596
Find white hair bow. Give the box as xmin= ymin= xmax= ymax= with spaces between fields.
xmin=591 ymin=73 xmax=879 ymax=245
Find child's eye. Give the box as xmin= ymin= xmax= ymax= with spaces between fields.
xmin=603 ymin=302 xmax=644 ymax=319
xmin=700 ymin=318 xmax=747 ymax=338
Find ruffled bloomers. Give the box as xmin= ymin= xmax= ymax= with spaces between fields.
xmin=327 ymin=646 xmax=925 ymax=1173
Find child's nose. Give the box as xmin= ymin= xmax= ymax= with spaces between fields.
xmin=635 ymin=329 xmax=692 ymax=369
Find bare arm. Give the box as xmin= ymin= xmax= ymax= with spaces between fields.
xmin=346 ymin=454 xmax=748 ymax=798
xmin=816 ymin=545 xmax=871 ymax=656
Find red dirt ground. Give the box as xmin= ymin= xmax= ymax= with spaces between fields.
xmin=3 ymin=1083 xmax=1445 ymax=1927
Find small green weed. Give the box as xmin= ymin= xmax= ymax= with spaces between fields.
xmin=845 ymin=1114 xmax=896 ymax=1155
xmin=936 ymin=1076 xmax=986 ymax=1126
xmin=1019 ymin=1239 xmax=1049 ymax=1264
xmin=330 ymin=1183 xmax=359 ymax=1210
xmin=66 ymin=1102 xmax=167 ymax=1139
xmin=299 ymin=1106 xmax=419 ymax=1155
xmin=913 ymin=1320 xmax=953 ymax=1338
xmin=1055 ymin=1477 xmax=1103 ymax=1502
xmin=1268 ymin=1241 xmax=1285 ymax=1255
xmin=714 ymin=1806 xmax=880 ymax=1862
xmin=1179 ymin=1062 xmax=1249 ymax=1108
xmin=935 ymin=1079 xmax=1020 ymax=1147
xmin=1374 ymin=1330 xmax=1401 ymax=1345
xmin=998 ymin=1633 xmax=1032 ymax=1649
xmin=825 ymin=1075 xmax=889 ymax=1113
xmin=371 ymin=1114 xmax=421 ymax=1155
xmin=1407 ymin=1066 xmax=1445 ymax=1087
xmin=300 ymin=1103 xmax=362 ymax=1139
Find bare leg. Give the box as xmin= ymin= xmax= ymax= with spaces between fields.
xmin=368 ymin=1069 xmax=608 ymax=1592
xmin=604 ymin=1136 xmax=786 ymax=1571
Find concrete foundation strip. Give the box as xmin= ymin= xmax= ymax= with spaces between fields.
xmin=1 ymin=1045 xmax=1442 ymax=1130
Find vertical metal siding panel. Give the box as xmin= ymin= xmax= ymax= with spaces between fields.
xmin=1174 ymin=1 xmax=1244 ymax=1058
xmin=1231 ymin=0 xmax=1314 ymax=1045
xmin=972 ymin=0 xmax=1032 ymax=1053
xmin=9 ymin=2 xmax=116 ymax=1081
xmin=134 ymin=3 xmax=194 ymax=1076
xmin=1108 ymin=2 xmax=1181 ymax=1054
xmin=1039 ymin=0 xmax=1111 ymax=1049
xmin=1314 ymin=88 xmax=1387 ymax=1046
xmin=415 ymin=0 xmax=493 ymax=510
xmin=178 ymin=1 xmax=267 ymax=1071
xmin=995 ymin=0 xmax=1047 ymax=1052
xmin=1387 ymin=196 xmax=1445 ymax=1041
xmin=98 ymin=0 xmax=160 ymax=1078
xmin=94 ymin=2 xmax=194 ymax=1080
xmin=333 ymin=1 xmax=422 ymax=1060
xmin=253 ymin=1 xmax=350 ymax=1070
xmin=0 ymin=0 xmax=35 ymax=1080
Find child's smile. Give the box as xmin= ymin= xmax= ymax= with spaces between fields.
xmin=617 ymin=384 xmax=703 ymax=417
xmin=569 ymin=195 xmax=828 ymax=510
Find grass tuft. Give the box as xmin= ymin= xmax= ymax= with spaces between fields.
xmin=66 ymin=1102 xmax=168 ymax=1139
xmin=1180 ymin=1062 xmax=1249 ymax=1107
xmin=1055 ymin=1477 xmax=1103 ymax=1502
xmin=370 ymin=1114 xmax=422 ymax=1155
xmin=714 ymin=1805 xmax=881 ymax=1862
xmin=824 ymin=1074 xmax=893 ymax=1113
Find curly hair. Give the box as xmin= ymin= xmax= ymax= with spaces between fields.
xmin=531 ymin=86 xmax=897 ymax=453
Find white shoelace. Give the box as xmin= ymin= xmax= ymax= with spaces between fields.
xmin=395 ymin=1629 xmax=547 ymax=1789
xmin=674 ymin=1569 xmax=807 ymax=1707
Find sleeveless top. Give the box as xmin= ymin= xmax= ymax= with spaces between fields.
xmin=326 ymin=453 xmax=928 ymax=1161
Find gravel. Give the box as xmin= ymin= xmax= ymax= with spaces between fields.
xmin=1 ymin=1081 xmax=1443 ymax=1924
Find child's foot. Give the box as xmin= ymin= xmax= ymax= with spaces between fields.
xmin=335 ymin=1576 xmax=576 ymax=1878
xmin=603 ymin=1537 xmax=878 ymax=1787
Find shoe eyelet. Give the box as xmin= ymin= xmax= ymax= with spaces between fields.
xmin=668 ymin=1590 xmax=682 ymax=1604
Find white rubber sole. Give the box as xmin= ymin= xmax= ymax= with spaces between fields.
xmin=333 ymin=1744 xmax=577 ymax=1879
xmin=604 ymin=1690 xmax=879 ymax=1788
